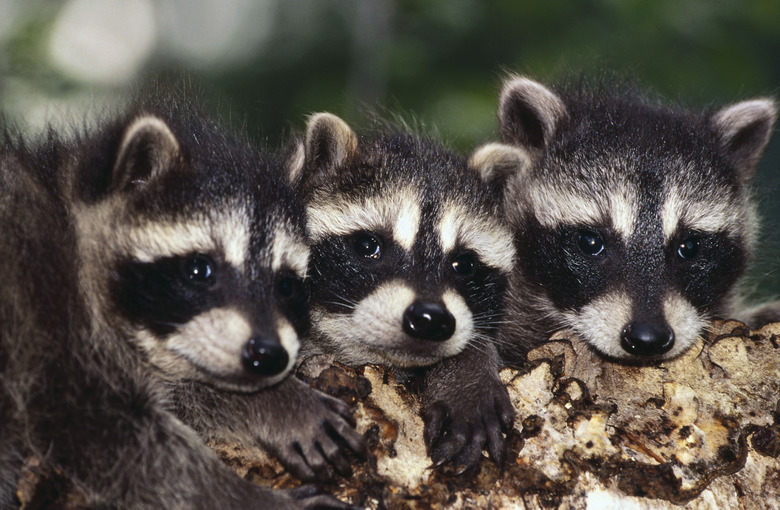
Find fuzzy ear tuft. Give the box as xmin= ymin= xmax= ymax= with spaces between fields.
xmin=498 ymin=75 xmax=567 ymax=153
xmin=711 ymin=98 xmax=777 ymax=181
xmin=285 ymin=141 xmax=306 ymax=186
xmin=112 ymin=116 xmax=181 ymax=192
xmin=302 ymin=112 xmax=358 ymax=178
xmin=468 ymin=143 xmax=531 ymax=185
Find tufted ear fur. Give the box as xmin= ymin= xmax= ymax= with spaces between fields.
xmin=468 ymin=142 xmax=531 ymax=188
xmin=287 ymin=112 xmax=359 ymax=188
xmin=711 ymin=98 xmax=777 ymax=182
xmin=112 ymin=116 xmax=181 ymax=192
xmin=498 ymin=75 xmax=567 ymax=156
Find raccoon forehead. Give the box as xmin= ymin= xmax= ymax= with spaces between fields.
xmin=438 ymin=202 xmax=515 ymax=273
xmin=525 ymin=181 xmax=637 ymax=239
xmin=306 ymin=187 xmax=421 ymax=251
xmin=271 ymin=226 xmax=309 ymax=277
xmin=661 ymin=186 xmax=752 ymax=241
xmin=123 ymin=206 xmax=250 ymax=267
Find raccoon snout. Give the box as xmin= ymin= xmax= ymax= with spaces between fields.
xmin=241 ymin=337 xmax=290 ymax=376
xmin=620 ymin=321 xmax=675 ymax=357
xmin=402 ymin=301 xmax=456 ymax=342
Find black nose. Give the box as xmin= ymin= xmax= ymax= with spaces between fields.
xmin=402 ymin=301 xmax=456 ymax=342
xmin=621 ymin=321 xmax=675 ymax=357
xmin=242 ymin=337 xmax=289 ymax=376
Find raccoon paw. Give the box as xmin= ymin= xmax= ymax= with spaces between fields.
xmin=422 ymin=378 xmax=515 ymax=474
xmin=263 ymin=381 xmax=367 ymax=482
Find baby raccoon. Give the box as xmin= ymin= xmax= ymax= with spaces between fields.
xmin=495 ymin=75 xmax=778 ymax=361
xmin=288 ymin=113 xmax=520 ymax=471
xmin=0 ymin=100 xmax=360 ymax=508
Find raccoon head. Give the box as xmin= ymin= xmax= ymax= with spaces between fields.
xmin=499 ymin=75 xmax=777 ymax=361
xmin=288 ymin=113 xmax=517 ymax=368
xmin=74 ymin=113 xmax=309 ymax=391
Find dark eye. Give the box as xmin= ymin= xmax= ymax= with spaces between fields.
xmin=577 ymin=230 xmax=605 ymax=257
xmin=354 ymin=233 xmax=381 ymax=259
xmin=452 ymin=252 xmax=476 ymax=276
xmin=277 ymin=275 xmax=304 ymax=301
xmin=182 ymin=255 xmax=215 ymax=284
xmin=677 ymin=237 xmax=700 ymax=259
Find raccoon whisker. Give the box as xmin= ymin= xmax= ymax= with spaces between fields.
xmin=463 ymin=338 xmax=492 ymax=356
xmin=148 ymin=319 xmax=186 ymax=329
xmin=322 ymin=300 xmax=357 ymax=311
xmin=322 ymin=294 xmax=360 ymax=310
xmin=473 ymin=335 xmax=516 ymax=350
xmin=467 ymin=331 xmax=506 ymax=348
xmin=469 ymin=310 xmax=504 ymax=319
xmin=470 ymin=332 xmax=522 ymax=351
xmin=471 ymin=317 xmax=511 ymax=328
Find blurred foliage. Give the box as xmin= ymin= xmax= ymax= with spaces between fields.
xmin=1 ymin=0 xmax=780 ymax=297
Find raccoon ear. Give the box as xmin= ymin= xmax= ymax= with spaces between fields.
xmin=112 ymin=116 xmax=181 ymax=192
xmin=498 ymin=75 xmax=567 ymax=154
xmin=299 ymin=112 xmax=358 ymax=182
xmin=712 ymin=98 xmax=778 ymax=181
xmin=468 ymin=143 xmax=531 ymax=185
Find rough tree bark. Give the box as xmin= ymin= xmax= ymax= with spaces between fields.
xmin=16 ymin=320 xmax=780 ymax=509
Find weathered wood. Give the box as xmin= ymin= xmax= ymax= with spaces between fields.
xmin=17 ymin=320 xmax=780 ymax=508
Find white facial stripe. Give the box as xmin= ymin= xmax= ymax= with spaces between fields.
xmin=438 ymin=203 xmax=515 ymax=273
xmin=529 ymin=184 xmax=637 ymax=239
xmin=661 ymin=191 xmax=741 ymax=240
xmin=127 ymin=221 xmax=214 ymax=263
xmin=306 ymin=188 xmax=421 ymax=251
xmin=394 ymin=200 xmax=421 ymax=251
xmin=563 ymin=291 xmax=633 ymax=359
xmin=663 ymin=292 xmax=706 ymax=358
xmin=441 ymin=289 xmax=473 ymax=354
xmin=126 ymin=207 xmax=250 ymax=269
xmin=215 ymin=206 xmax=250 ymax=268
xmin=608 ymin=190 xmax=637 ymax=239
xmin=272 ymin=227 xmax=309 ymax=277
xmin=276 ymin=316 xmax=300 ymax=376
xmin=530 ymin=185 xmax=601 ymax=230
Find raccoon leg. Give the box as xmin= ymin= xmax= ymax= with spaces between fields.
xmin=173 ymin=375 xmax=367 ymax=482
xmin=421 ymin=342 xmax=515 ymax=473
xmin=42 ymin=374 xmax=353 ymax=509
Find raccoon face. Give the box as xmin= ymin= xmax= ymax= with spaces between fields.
xmin=290 ymin=114 xmax=517 ymax=368
xmin=75 ymin=115 xmax=309 ymax=391
xmin=499 ymin=76 xmax=777 ymax=360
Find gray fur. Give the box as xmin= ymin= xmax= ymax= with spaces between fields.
xmin=0 ymin=101 xmax=358 ymax=508
xmin=290 ymin=112 xmax=517 ymax=473
xmin=496 ymin=74 xmax=779 ymax=362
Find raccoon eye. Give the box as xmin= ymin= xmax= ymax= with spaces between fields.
xmin=577 ymin=230 xmax=605 ymax=257
xmin=182 ymin=255 xmax=215 ymax=285
xmin=452 ymin=252 xmax=476 ymax=277
xmin=353 ymin=233 xmax=381 ymax=259
xmin=677 ymin=237 xmax=700 ymax=259
xmin=277 ymin=274 xmax=304 ymax=301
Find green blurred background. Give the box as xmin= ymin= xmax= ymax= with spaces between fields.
xmin=1 ymin=0 xmax=779 ymax=301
